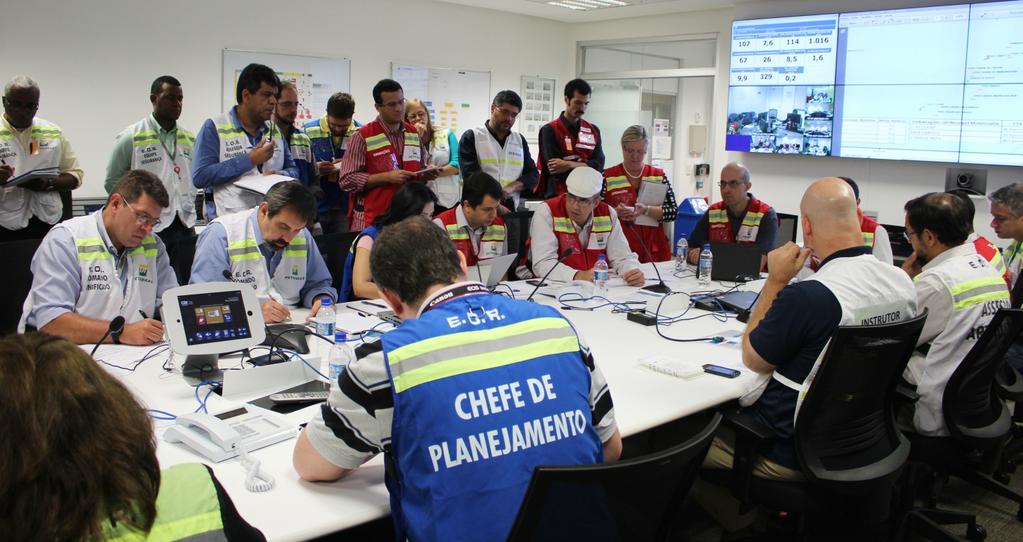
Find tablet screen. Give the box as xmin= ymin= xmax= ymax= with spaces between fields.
xmin=179 ymin=290 xmax=253 ymax=346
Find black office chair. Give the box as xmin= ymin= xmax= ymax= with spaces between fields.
xmin=995 ymin=364 xmax=1023 ymax=480
xmin=163 ymin=235 xmax=198 ymax=285
xmin=313 ymin=231 xmax=360 ymax=293
xmin=702 ymin=311 xmax=928 ymax=537
xmin=902 ymin=308 xmax=1023 ymax=540
xmin=506 ymin=413 xmax=721 ymax=542
xmin=0 ymin=238 xmax=43 ymax=335
xmin=502 ymin=210 xmax=533 ymax=280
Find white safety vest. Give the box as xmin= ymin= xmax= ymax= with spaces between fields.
xmin=211 ymin=113 xmax=285 ymax=216
xmin=740 ymin=254 xmax=918 ymax=424
xmin=0 ymin=118 xmax=65 ymax=229
xmin=473 ymin=126 xmax=525 ymax=207
xmin=127 ymin=116 xmax=197 ymax=230
xmin=910 ymin=249 xmax=1010 ymax=436
xmin=426 ymin=127 xmax=461 ymax=208
xmin=215 ymin=209 xmax=307 ymax=306
xmin=19 ymin=212 xmax=160 ymax=331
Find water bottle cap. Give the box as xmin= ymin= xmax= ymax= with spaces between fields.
xmin=703 ymin=243 xmax=711 ymax=249
xmin=597 ymin=254 xmax=606 ymax=261
xmin=321 ymin=298 xmax=332 ymax=307
xmin=334 ymin=331 xmax=347 ymax=342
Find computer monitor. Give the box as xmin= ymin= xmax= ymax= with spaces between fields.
xmin=162 ymin=282 xmax=266 ymax=383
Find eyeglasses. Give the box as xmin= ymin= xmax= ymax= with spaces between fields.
xmin=406 ymin=110 xmax=428 ymax=121
xmin=903 ymin=229 xmax=918 ymax=242
xmin=123 ymin=199 xmax=162 ymax=229
xmin=494 ymin=107 xmax=519 ymax=119
xmin=719 ymin=180 xmax=746 ymax=189
xmin=378 ymin=98 xmax=406 ymax=109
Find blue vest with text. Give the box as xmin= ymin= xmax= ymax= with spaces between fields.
xmin=381 ymin=286 xmax=603 ymax=542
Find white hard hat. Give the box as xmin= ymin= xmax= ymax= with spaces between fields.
xmin=566 ymin=167 xmax=603 ymax=198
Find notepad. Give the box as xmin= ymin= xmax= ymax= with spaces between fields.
xmin=5 ymin=165 xmax=59 ymax=187
xmin=235 ymin=173 xmax=298 ymax=195
xmin=635 ymin=181 xmax=668 ymax=227
xmin=639 ymin=355 xmax=704 ymax=379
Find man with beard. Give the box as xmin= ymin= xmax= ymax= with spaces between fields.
xmin=538 ymin=79 xmax=605 ymax=198
xmin=105 ymin=75 xmax=197 ymax=242
xmin=273 ymin=81 xmax=313 ymax=187
xmin=192 ymin=63 xmax=300 ymax=218
xmin=190 ymin=181 xmax=334 ymax=323
xmin=458 ymin=90 xmax=538 ymax=212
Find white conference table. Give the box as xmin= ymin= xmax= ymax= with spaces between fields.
xmin=100 ymin=262 xmax=762 ymax=541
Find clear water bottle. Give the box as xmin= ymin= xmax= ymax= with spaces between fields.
xmin=675 ymin=235 xmax=688 ymax=271
xmin=315 ymin=298 xmax=335 ymax=338
xmin=698 ymin=244 xmax=713 ymax=287
xmin=329 ymin=331 xmax=355 ymax=382
xmin=594 ymin=254 xmax=609 ymax=295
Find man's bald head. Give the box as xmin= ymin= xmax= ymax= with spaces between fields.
xmin=801 ymin=177 xmax=859 ymax=230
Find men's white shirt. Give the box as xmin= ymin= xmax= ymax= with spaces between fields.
xmin=529 ymin=202 xmax=640 ymax=283
xmin=872 ymin=225 xmax=893 ymax=265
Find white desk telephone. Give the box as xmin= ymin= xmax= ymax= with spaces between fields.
xmin=164 ymin=405 xmax=296 ymax=463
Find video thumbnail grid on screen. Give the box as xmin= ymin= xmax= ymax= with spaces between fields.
xmin=725 ymin=1 xmax=1023 ymax=166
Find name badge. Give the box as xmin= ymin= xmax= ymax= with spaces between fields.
xmin=578 ymin=130 xmax=596 ymax=146
xmin=736 ymin=225 xmax=759 ymax=243
xmin=480 ymin=242 xmax=501 ymax=259
xmin=402 ymin=144 xmax=421 ymax=163
xmin=587 ymin=232 xmax=608 ymax=251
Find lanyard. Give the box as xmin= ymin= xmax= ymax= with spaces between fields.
xmin=154 ymin=125 xmax=179 ymax=175
xmin=422 ymin=283 xmax=490 ymax=314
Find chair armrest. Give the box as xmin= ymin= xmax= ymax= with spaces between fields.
xmin=721 ymin=410 xmax=778 ymax=509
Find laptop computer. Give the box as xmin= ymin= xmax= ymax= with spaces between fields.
xmin=470 ymin=253 xmax=518 ymax=287
xmin=704 ymin=243 xmax=762 ymax=282
xmin=716 ymin=290 xmax=760 ymax=313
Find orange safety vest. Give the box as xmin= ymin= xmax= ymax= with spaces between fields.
xmin=707 ymin=196 xmax=772 ymax=244
xmin=546 ymin=194 xmax=613 ymax=271
xmin=435 ymin=208 xmax=507 ymax=266
xmin=538 ymin=116 xmax=599 ymax=196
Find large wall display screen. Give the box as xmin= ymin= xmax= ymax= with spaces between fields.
xmin=725 ymin=1 xmax=1023 ymax=166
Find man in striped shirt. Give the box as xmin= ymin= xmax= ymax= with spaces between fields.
xmin=294 ymin=215 xmax=620 ymax=541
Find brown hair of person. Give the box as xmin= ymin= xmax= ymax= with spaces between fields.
xmin=0 ymin=333 xmax=160 ymax=540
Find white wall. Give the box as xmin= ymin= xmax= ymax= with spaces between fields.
xmin=571 ymin=0 xmax=1023 ymax=246
xmin=0 ymin=0 xmax=573 ymax=198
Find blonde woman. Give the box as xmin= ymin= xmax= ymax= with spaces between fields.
xmin=602 ymin=125 xmax=677 ymax=262
xmin=405 ymin=99 xmax=461 ymax=211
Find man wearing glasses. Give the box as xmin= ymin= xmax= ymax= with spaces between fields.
xmin=458 ymin=90 xmax=538 ymax=212
xmin=687 ymin=162 xmax=778 ymax=268
xmin=337 ymin=79 xmax=438 ymax=230
xmin=0 ymin=75 xmax=84 ymax=241
xmin=529 ymin=167 xmax=644 ymax=285
xmin=19 ymin=170 xmax=175 ymax=346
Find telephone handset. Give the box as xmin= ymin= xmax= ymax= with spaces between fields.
xmin=163 ymin=405 xmax=296 ymax=463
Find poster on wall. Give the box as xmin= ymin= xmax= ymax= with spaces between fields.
xmin=520 ymin=76 xmax=556 ymax=143
xmin=222 ymin=49 xmax=351 ymax=127
xmin=392 ymin=64 xmax=491 ymax=136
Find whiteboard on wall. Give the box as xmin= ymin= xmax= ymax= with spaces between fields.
xmin=222 ymin=49 xmax=350 ymax=127
xmin=392 ymin=64 xmax=490 ymax=138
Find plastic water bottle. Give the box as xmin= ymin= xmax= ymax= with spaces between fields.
xmin=315 ymin=298 xmax=335 ymax=338
xmin=675 ymin=235 xmax=688 ymax=271
xmin=594 ymin=254 xmax=609 ymax=295
xmin=328 ymin=331 xmax=355 ymax=382
xmin=698 ymin=244 xmax=713 ymax=287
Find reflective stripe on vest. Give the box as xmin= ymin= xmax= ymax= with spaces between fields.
xmin=605 ymin=175 xmax=630 ymax=192
xmin=862 ymin=231 xmax=875 ymax=248
xmin=482 ymin=224 xmax=506 ymax=242
xmin=0 ymin=117 xmax=63 ymax=228
xmin=948 ymin=276 xmax=1010 ymax=310
xmin=216 ymin=209 xmax=307 ymax=305
xmin=553 ymin=216 xmax=574 ymax=234
xmin=128 ymin=116 xmax=197 ymax=230
xmin=445 ymin=224 xmax=470 ymax=241
xmin=103 ymin=463 xmax=226 ymax=542
xmin=388 ymin=316 xmax=579 ymax=393
xmin=592 ymin=215 xmax=612 ymax=233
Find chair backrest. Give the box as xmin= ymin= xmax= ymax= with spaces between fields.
xmin=505 ymin=413 xmax=721 ymax=542
xmin=942 ymin=308 xmax=1023 ymax=445
xmin=0 ymin=237 xmax=44 ymax=335
xmin=314 ymin=231 xmax=360 ymax=293
xmin=163 ymin=235 xmax=198 ymax=286
xmin=502 ymin=210 xmax=533 ymax=278
xmin=776 ymin=212 xmax=798 ymax=248
xmin=795 ymin=310 xmax=928 ymax=492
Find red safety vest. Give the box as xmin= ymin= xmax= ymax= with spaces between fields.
xmin=538 ymin=116 xmax=599 ymax=196
xmin=435 ymin=208 xmax=507 ymax=266
xmin=860 ymin=214 xmax=879 ymax=248
xmin=603 ymin=163 xmax=671 ymax=263
xmin=973 ymin=234 xmax=1011 ymax=287
xmin=707 ymin=197 xmax=772 ymax=244
xmin=545 ymin=194 xmax=614 ymax=271
xmin=357 ymin=119 xmax=422 ymax=226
